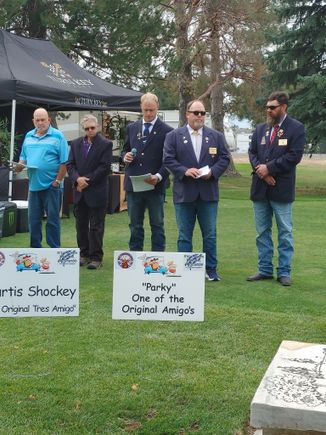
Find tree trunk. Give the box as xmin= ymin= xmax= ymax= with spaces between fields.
xmin=174 ymin=1 xmax=193 ymax=127
xmin=207 ymin=4 xmax=239 ymax=176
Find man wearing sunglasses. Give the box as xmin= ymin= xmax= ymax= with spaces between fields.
xmin=67 ymin=114 xmax=112 ymax=270
xmin=247 ymin=91 xmax=305 ymax=286
xmin=163 ymin=100 xmax=230 ymax=282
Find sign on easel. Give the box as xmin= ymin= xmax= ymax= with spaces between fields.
xmin=0 ymin=248 xmax=79 ymax=317
xmin=112 ymin=251 xmax=205 ymax=321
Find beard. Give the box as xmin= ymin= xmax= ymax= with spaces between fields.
xmin=266 ymin=113 xmax=281 ymax=127
xmin=193 ymin=119 xmax=205 ymax=130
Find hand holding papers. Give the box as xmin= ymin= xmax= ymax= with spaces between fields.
xmin=195 ymin=165 xmax=210 ymax=179
xmin=130 ymin=174 xmax=155 ymax=192
xmin=8 ymin=161 xmax=38 ymax=171
xmin=8 ymin=161 xmax=25 ymax=171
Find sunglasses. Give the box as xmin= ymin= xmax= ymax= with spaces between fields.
xmin=266 ymin=105 xmax=281 ymax=110
xmin=188 ymin=110 xmax=206 ymax=116
xmin=84 ymin=126 xmax=96 ymax=131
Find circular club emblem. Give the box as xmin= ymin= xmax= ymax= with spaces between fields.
xmin=117 ymin=252 xmax=134 ymax=269
xmin=0 ymin=251 xmax=5 ymax=267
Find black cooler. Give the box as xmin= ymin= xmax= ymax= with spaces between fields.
xmin=0 ymin=201 xmax=17 ymax=237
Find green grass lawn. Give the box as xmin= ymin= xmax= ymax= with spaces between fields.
xmin=0 ymin=163 xmax=325 ymax=434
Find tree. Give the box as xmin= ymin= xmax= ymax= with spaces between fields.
xmin=265 ymin=0 xmax=326 ymax=150
xmin=160 ymin=0 xmax=272 ymax=173
xmin=0 ymin=0 xmax=172 ymax=88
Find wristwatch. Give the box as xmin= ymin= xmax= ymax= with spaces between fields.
xmin=54 ymin=179 xmax=61 ymax=186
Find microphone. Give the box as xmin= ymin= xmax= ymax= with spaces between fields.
xmin=125 ymin=148 xmax=137 ymax=166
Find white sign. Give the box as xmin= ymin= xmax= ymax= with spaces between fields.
xmin=112 ymin=251 xmax=205 ymax=321
xmin=0 ymin=248 xmax=79 ymax=317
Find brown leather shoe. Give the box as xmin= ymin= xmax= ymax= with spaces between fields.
xmin=277 ymin=276 xmax=291 ymax=286
xmin=247 ymin=273 xmax=273 ymax=282
xmin=87 ymin=260 xmax=102 ymax=270
xmin=80 ymin=256 xmax=89 ymax=267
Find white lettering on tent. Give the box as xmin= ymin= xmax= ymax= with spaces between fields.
xmin=46 ymin=75 xmax=94 ymax=87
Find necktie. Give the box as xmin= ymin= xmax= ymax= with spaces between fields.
xmin=83 ymin=140 xmax=91 ymax=158
xmin=270 ymin=124 xmax=279 ymax=145
xmin=143 ymin=123 xmax=151 ymax=141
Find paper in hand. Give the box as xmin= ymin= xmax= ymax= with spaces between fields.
xmin=8 ymin=161 xmax=38 ymax=169
xmin=130 ymin=174 xmax=154 ymax=192
xmin=196 ymin=165 xmax=210 ymax=178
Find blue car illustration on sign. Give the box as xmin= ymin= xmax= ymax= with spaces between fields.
xmin=16 ymin=253 xmax=40 ymax=272
xmin=143 ymin=257 xmax=168 ymax=275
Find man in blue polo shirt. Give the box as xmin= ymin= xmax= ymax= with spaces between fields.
xmin=16 ymin=108 xmax=69 ymax=248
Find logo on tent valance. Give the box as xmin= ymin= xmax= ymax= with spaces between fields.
xmin=40 ymin=62 xmax=94 ymax=88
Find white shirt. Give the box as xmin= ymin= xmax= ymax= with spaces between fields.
xmin=187 ymin=125 xmax=203 ymax=161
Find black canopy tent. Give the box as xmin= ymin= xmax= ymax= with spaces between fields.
xmin=0 ymin=30 xmax=142 ymax=197
xmin=0 ymin=30 xmax=142 ymax=111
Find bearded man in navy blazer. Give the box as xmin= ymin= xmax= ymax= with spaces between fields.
xmin=163 ymin=100 xmax=230 ymax=282
xmin=67 ymin=114 xmax=112 ymax=270
xmin=122 ymin=92 xmax=173 ymax=252
xmin=247 ymin=91 xmax=305 ymax=286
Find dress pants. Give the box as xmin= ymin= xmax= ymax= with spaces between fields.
xmin=74 ymin=197 xmax=107 ymax=262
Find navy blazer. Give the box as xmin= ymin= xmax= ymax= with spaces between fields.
xmin=67 ymin=133 xmax=112 ymax=208
xmin=163 ymin=125 xmax=230 ymax=203
xmin=122 ymin=118 xmax=173 ymax=193
xmin=249 ymin=116 xmax=305 ymax=202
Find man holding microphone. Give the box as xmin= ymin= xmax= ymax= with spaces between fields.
xmin=122 ymin=92 xmax=173 ymax=252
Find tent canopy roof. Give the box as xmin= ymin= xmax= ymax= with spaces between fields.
xmin=0 ymin=30 xmax=142 ymax=111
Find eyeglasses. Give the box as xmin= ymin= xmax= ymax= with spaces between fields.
xmin=188 ymin=111 xmax=206 ymax=116
xmin=266 ymin=105 xmax=281 ymax=111
xmin=84 ymin=126 xmax=96 ymax=131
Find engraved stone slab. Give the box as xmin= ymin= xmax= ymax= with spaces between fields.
xmin=251 ymin=340 xmax=326 ymax=432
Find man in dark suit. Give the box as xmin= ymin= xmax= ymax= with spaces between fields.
xmin=67 ymin=114 xmax=112 ymax=269
xmin=247 ymin=91 xmax=305 ymax=286
xmin=122 ymin=93 xmax=173 ymax=251
xmin=163 ymin=100 xmax=230 ymax=281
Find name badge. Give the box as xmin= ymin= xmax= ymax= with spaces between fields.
xmin=278 ymin=139 xmax=288 ymax=146
xmin=209 ymin=147 xmax=217 ymax=155
xmin=260 ymin=137 xmax=266 ymax=145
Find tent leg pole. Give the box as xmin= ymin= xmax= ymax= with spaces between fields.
xmin=8 ymin=99 xmax=16 ymax=201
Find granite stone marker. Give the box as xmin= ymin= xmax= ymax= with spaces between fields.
xmin=251 ymin=340 xmax=326 ymax=434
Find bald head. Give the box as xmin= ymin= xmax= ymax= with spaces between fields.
xmin=33 ymin=108 xmax=51 ymax=136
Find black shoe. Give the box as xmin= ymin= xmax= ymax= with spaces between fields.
xmin=277 ymin=276 xmax=291 ymax=286
xmin=247 ymin=273 xmax=273 ymax=282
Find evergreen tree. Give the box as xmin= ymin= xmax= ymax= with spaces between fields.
xmin=266 ymin=0 xmax=326 ymax=150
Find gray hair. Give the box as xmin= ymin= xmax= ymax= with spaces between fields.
xmin=80 ymin=114 xmax=98 ymax=128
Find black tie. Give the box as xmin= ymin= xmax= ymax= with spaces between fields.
xmin=143 ymin=123 xmax=151 ymax=140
